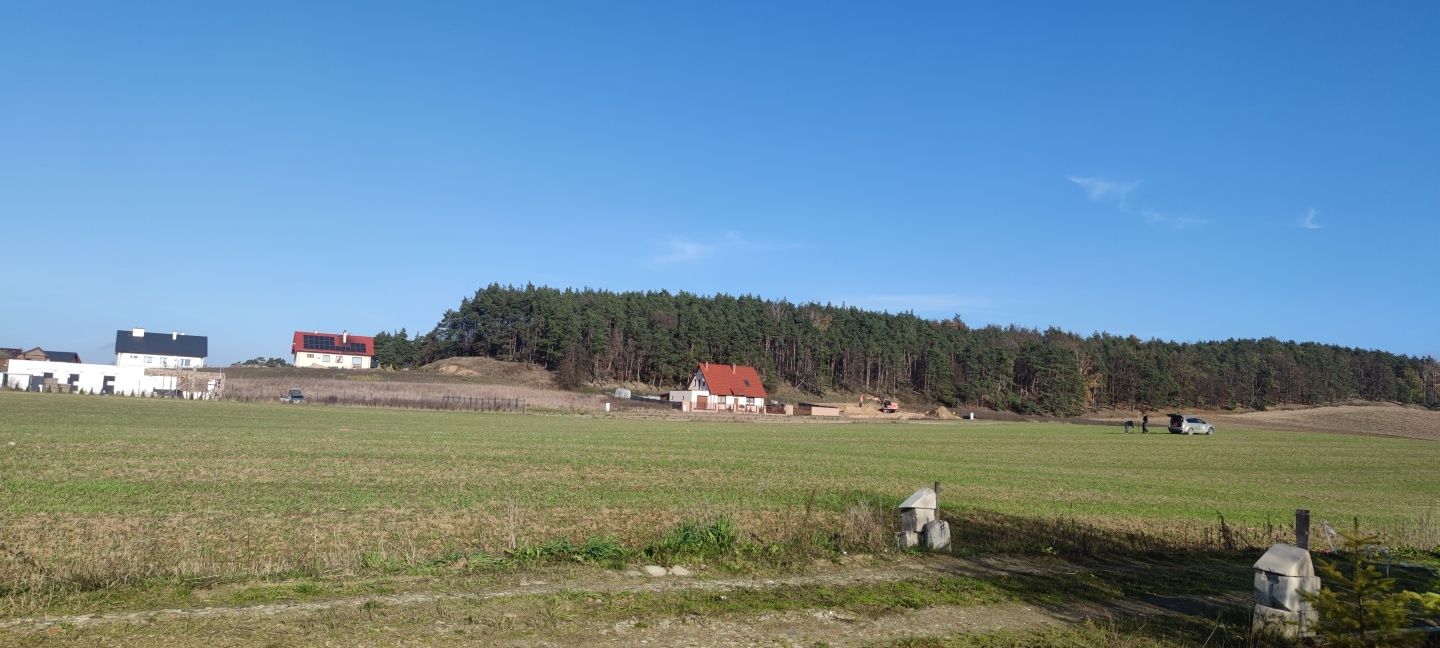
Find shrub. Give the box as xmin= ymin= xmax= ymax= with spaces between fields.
xmin=1302 ymin=528 xmax=1419 ymax=647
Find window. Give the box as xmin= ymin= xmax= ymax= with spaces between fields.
xmin=352 ymin=357 xmax=362 ymax=367
xmin=336 ymin=356 xmax=345 ymax=363
xmin=322 ymin=355 xmax=331 ymax=362
xmin=144 ymin=356 xmax=153 ymax=364
xmin=181 ymin=358 xmax=191 ymax=368
xmin=130 ymin=355 xmax=138 ymax=359
xmin=306 ymin=353 xmax=314 ymax=358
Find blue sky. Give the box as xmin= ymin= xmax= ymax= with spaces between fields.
xmin=2 ymin=2 xmax=1436 ymax=365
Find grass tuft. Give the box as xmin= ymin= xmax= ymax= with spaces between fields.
xmin=644 ymin=518 xmax=738 ymax=564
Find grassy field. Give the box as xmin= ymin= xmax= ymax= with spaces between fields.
xmin=2 ymin=391 xmax=1437 ymax=609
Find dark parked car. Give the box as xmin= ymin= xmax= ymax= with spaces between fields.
xmin=280 ymin=388 xmax=306 ymax=404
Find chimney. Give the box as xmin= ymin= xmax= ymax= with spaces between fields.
xmin=132 ymin=327 xmax=145 ymax=338
xmin=342 ymin=330 xmax=349 ymax=344
xmin=171 ymin=332 xmax=178 ymax=340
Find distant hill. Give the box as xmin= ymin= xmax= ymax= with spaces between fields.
xmin=422 ymin=356 xmax=557 ymax=389
xmin=369 ymin=284 xmax=1439 ymax=416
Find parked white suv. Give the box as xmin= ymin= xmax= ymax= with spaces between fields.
xmin=1168 ymin=413 xmax=1215 ymax=435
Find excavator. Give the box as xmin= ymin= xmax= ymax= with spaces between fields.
xmin=859 ymin=394 xmax=901 ymax=414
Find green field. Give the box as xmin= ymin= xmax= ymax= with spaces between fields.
xmin=2 ymin=391 xmax=1437 ymax=601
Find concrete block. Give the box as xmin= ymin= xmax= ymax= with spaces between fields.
xmin=922 ymin=520 xmax=951 ymax=551
xmin=1253 ymin=604 xmax=1314 ymax=640
xmin=894 ymin=531 xmax=919 ymax=549
xmin=900 ymin=508 xmax=936 ymax=533
xmin=898 ymin=488 xmax=937 ymax=511
xmin=642 ymin=565 xmax=667 ymax=577
xmin=1253 ymin=544 xmax=1320 ymax=613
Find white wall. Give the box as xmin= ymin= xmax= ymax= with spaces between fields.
xmin=293 ymin=352 xmax=372 ymax=369
xmin=4 ymin=359 xmax=156 ymax=394
xmin=116 ymin=353 xmax=205 ymax=369
xmin=666 ymin=389 xmax=765 ymax=412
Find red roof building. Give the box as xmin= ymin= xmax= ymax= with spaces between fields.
xmin=695 ymin=362 xmax=767 ymax=399
xmin=291 ymin=330 xmax=375 ymax=369
xmin=668 ymin=362 xmax=768 ymax=413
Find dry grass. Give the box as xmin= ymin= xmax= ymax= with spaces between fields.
xmin=1208 ymin=402 xmax=1440 ymax=441
xmin=1080 ymin=402 xmax=1440 ymax=441
xmin=221 ymin=371 xmax=604 ymax=411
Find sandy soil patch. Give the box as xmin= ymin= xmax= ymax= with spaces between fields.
xmin=1208 ymin=403 xmax=1440 ymax=440
xmin=1086 ymin=402 xmax=1440 ymax=441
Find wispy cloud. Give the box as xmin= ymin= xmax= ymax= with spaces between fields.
xmin=1067 ymin=175 xmax=1139 ymax=205
xmin=1141 ymin=209 xmax=1209 ymax=229
xmin=1068 ymin=174 xmax=1210 ymax=229
xmin=1299 ymin=207 xmax=1323 ymax=230
xmin=652 ymin=238 xmax=710 ymax=264
xmin=651 ymin=232 xmax=770 ymax=265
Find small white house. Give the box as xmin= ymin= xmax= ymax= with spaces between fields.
xmin=668 ymin=362 xmax=768 ymax=413
xmin=114 ymin=328 xmax=208 ymax=369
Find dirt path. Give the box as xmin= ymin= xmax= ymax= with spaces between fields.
xmin=1 ymin=556 xmax=1253 ymax=647
xmin=0 ymin=557 xmax=1047 ymax=631
xmin=544 ymin=602 xmax=1069 ymax=647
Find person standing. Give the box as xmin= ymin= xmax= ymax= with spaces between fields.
xmin=1141 ymin=412 xmax=1149 ymax=434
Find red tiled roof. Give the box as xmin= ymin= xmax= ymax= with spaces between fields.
xmin=697 ymin=362 xmax=767 ymax=398
xmin=291 ymin=331 xmax=376 ymax=357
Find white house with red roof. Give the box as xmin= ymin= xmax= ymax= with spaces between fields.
xmin=668 ymin=362 xmax=768 ymax=413
xmin=291 ymin=330 xmax=375 ymax=369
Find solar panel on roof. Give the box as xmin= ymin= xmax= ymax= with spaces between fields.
xmin=300 ymin=335 xmax=367 ymax=354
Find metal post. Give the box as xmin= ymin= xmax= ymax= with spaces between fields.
xmin=1295 ymin=509 xmax=1310 ymax=549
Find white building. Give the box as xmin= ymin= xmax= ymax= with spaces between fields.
xmin=6 ymin=359 xmax=155 ymax=395
xmin=114 ymin=328 xmax=208 ymax=369
xmin=291 ymin=330 xmax=375 ymax=369
xmin=668 ymin=362 xmax=768 ymax=413
xmin=4 ymin=359 xmax=220 ymax=397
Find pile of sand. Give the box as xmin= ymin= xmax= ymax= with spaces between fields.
xmin=422 ymin=357 xmax=558 ymax=389
xmin=928 ymin=405 xmax=956 ymax=419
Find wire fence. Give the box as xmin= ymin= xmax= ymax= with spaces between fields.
xmin=440 ymin=396 xmax=526 ymax=412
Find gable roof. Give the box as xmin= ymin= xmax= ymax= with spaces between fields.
xmin=697 ymin=362 xmax=767 ymax=398
xmin=18 ymin=347 xmax=82 ymax=363
xmin=115 ymin=330 xmax=208 ymax=358
xmin=292 ymin=331 xmax=375 ymax=357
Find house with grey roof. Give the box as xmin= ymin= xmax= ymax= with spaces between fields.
xmin=114 ymin=328 xmax=208 ymax=369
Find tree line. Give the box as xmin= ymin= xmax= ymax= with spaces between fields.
xmin=371 ymin=284 xmax=1439 ymax=416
